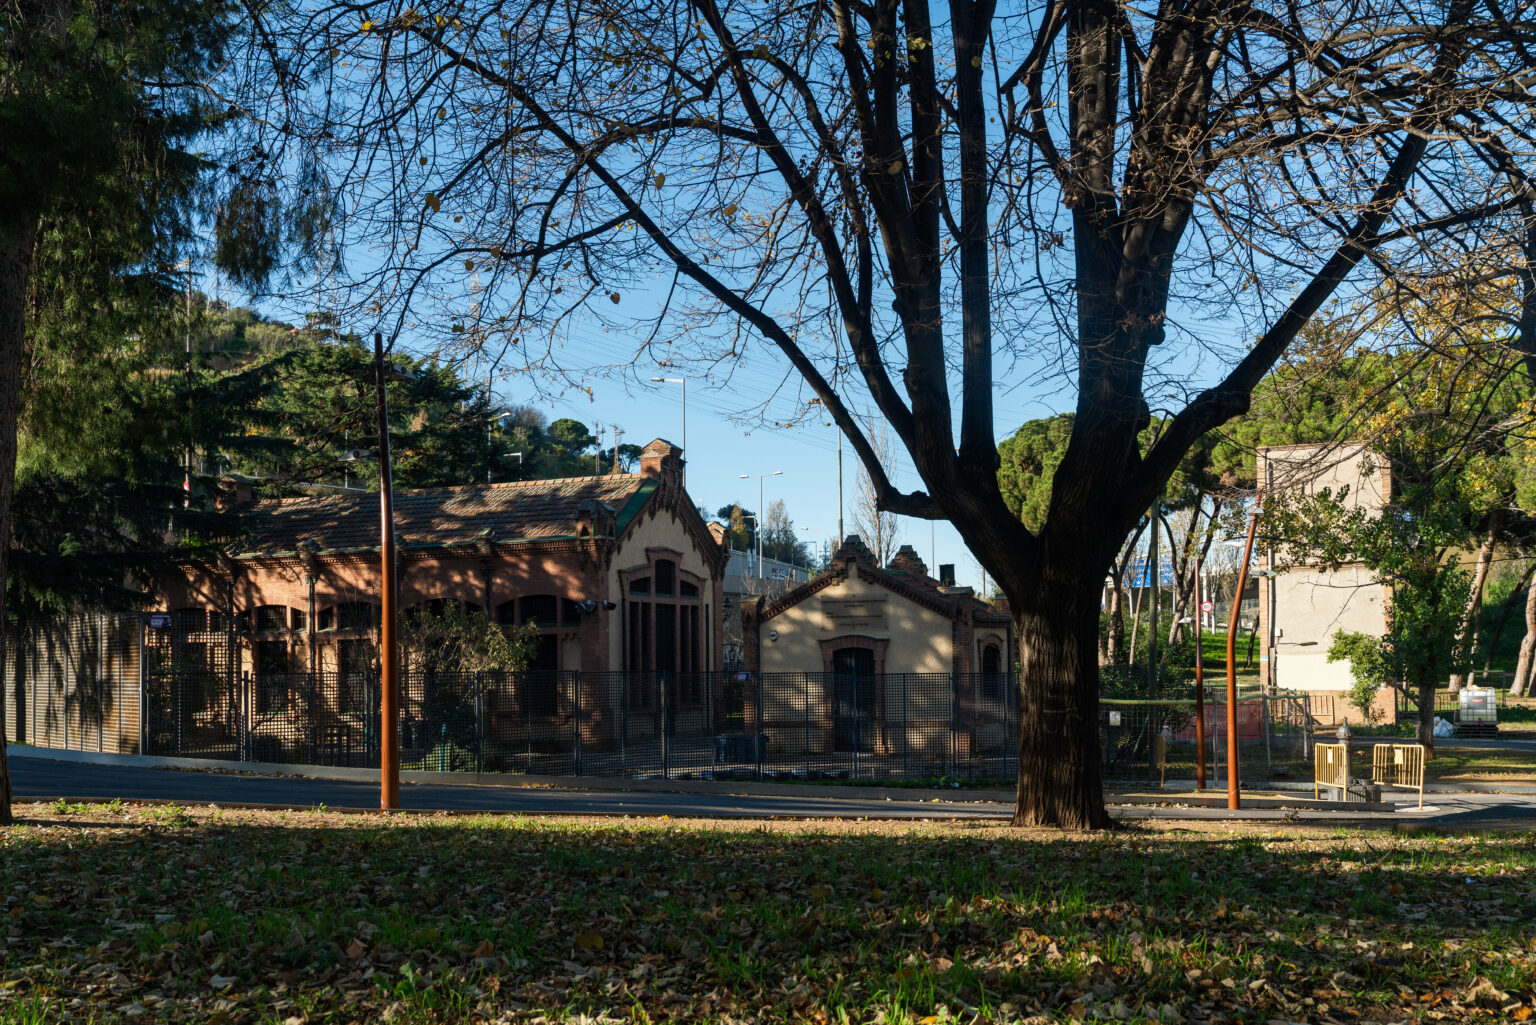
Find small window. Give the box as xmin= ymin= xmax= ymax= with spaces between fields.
xmin=655 ymin=559 xmax=676 ymax=596
xmin=495 ymin=600 xmax=517 ymax=625
xmin=253 ymin=606 xmax=287 ymax=632
xmin=173 ymin=608 xmax=207 ymax=633
xmin=561 ymin=598 xmax=582 ymax=624
xmin=680 ymin=580 xmax=699 ymax=598
xmin=323 ymin=602 xmax=375 ymax=632
xmin=629 ymin=577 xmax=651 ymax=595
xmin=290 ymin=608 xmax=306 ymax=631
xmin=520 ymin=595 xmax=558 ymax=627
xmin=255 ymin=639 xmax=289 ymax=675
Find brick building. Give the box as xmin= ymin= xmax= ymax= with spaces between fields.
xmin=5 ymin=439 xmax=728 ymax=758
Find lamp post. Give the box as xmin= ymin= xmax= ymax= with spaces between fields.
xmin=650 ymin=376 xmax=686 ymax=488
xmin=1223 ymin=501 xmax=1262 ymax=810
xmin=739 ymin=471 xmax=783 ymax=577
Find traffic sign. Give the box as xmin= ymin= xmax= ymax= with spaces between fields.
xmin=1200 ymin=600 xmax=1214 ymax=614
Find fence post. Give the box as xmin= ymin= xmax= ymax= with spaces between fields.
xmin=755 ymin=671 xmax=764 ymax=781
xmin=573 ymin=671 xmax=583 ymax=778
xmin=621 ymin=672 xmax=629 ymax=777
xmin=660 ymin=671 xmax=670 ymax=780
xmin=474 ymin=671 xmax=484 ymax=775
xmin=239 ymin=671 xmax=249 ymax=763
xmin=803 ymin=674 xmax=811 ymax=779
xmin=901 ymin=673 xmax=910 ymax=781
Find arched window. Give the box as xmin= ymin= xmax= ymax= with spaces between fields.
xmin=622 ymin=550 xmax=707 ymax=703
xmin=979 ymin=643 xmax=1004 ymax=701
xmin=251 ymin=605 xmax=291 ymax=633
xmin=319 ymin=601 xmax=375 ymax=632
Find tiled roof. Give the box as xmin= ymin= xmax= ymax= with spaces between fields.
xmin=235 ymin=475 xmax=658 ymax=556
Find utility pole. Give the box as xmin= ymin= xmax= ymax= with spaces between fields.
xmin=593 ymin=422 xmax=602 ymax=475
xmin=1148 ymin=497 xmax=1160 ymax=701
xmin=1225 ymin=500 xmax=1262 ymax=810
xmin=612 ymin=426 xmax=623 ymax=473
xmin=373 ymin=333 xmax=401 ymax=811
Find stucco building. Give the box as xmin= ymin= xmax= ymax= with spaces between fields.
xmin=1256 ymin=442 xmax=1394 ymax=721
xmin=738 ymin=537 xmax=1013 ymax=759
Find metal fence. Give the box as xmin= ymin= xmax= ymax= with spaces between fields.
xmin=1394 ymin=682 xmax=1512 ymax=722
xmin=141 ymin=669 xmax=1022 ymax=782
xmin=1099 ymin=692 xmax=1316 ymax=782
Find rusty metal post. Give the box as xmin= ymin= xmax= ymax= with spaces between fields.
xmin=1225 ymin=503 xmax=1261 ymax=810
xmin=375 ymin=332 xmax=401 ymax=811
xmin=1194 ymin=561 xmax=1206 ymax=790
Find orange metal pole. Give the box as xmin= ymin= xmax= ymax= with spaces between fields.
xmin=1225 ymin=504 xmax=1260 ymax=810
xmin=1194 ymin=562 xmax=1206 ymax=790
xmin=374 ymin=332 xmax=400 ymax=811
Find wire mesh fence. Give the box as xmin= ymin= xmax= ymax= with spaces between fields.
xmin=135 ymin=669 xmax=1029 ymax=782
xmin=1098 ymin=691 xmax=1316 ymax=781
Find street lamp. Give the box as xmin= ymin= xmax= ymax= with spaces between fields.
xmin=739 ymin=471 xmax=782 ymax=577
xmin=649 ymin=376 xmax=686 ymax=488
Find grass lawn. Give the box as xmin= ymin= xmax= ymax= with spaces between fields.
xmin=1421 ymin=748 xmax=1536 ymax=784
xmin=2 ymin=805 xmax=1534 ymax=1024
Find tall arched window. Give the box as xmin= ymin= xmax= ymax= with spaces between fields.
xmin=622 ymin=551 xmax=706 ymax=706
xmin=979 ymin=642 xmax=1004 ymax=702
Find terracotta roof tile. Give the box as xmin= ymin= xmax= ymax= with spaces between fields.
xmin=236 ymin=475 xmax=656 ymax=555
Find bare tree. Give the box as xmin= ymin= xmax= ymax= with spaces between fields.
xmin=853 ymin=423 xmax=903 ymax=567
xmin=229 ymin=0 xmax=1536 ymax=828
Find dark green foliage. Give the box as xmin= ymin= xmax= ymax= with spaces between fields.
xmin=1327 ymin=630 xmax=1392 ymax=724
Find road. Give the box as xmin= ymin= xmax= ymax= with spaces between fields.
xmin=9 ymin=756 xmax=1536 ymax=829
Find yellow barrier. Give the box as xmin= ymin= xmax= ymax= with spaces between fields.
xmin=1314 ymin=742 xmax=1350 ymax=799
xmin=1371 ymin=743 xmax=1426 ymax=808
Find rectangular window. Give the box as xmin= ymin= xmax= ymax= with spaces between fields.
xmin=255 ymin=639 xmax=288 ymax=676
xmin=655 ymin=603 xmax=676 ymax=676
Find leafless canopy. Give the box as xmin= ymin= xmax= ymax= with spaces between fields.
xmin=225 ymin=0 xmax=1536 ymax=826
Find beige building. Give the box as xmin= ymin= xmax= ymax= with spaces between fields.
xmin=1256 ymin=442 xmax=1394 ymax=721
xmin=739 ymin=538 xmax=1013 ymax=758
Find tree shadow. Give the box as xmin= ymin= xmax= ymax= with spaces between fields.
xmin=3 ymin=809 xmax=1533 ymax=1022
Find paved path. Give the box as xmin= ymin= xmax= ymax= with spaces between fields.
xmin=10 ymin=757 xmax=1010 ymax=821
xmin=9 ymin=756 xmax=1536 ymax=829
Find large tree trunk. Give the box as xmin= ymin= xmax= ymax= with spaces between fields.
xmin=1013 ymin=568 xmax=1112 ymax=829
xmin=1511 ymin=579 xmax=1536 ymax=698
xmin=1415 ymin=676 xmax=1436 ymax=756
xmin=1448 ymin=509 xmax=1502 ymax=692
xmin=1104 ymin=583 xmax=1124 ymax=665
xmin=0 ymin=226 xmax=36 ymax=826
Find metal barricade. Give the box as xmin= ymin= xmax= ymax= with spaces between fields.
xmin=1371 ymin=743 xmax=1425 ymax=808
xmin=1313 ymin=742 xmax=1350 ymax=799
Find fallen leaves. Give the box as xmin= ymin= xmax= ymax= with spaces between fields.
xmin=0 ymin=804 xmax=1532 ymax=1024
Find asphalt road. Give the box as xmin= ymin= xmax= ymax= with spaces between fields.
xmin=9 ymin=757 xmax=1010 ymax=821
xmin=9 ymin=756 xmax=1536 ymax=829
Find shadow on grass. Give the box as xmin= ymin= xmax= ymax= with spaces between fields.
xmin=2 ymin=808 xmax=1534 ymax=1023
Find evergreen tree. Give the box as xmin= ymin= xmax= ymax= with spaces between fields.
xmin=0 ymin=0 xmax=243 ymax=824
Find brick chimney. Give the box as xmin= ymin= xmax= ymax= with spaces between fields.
xmin=639 ymin=439 xmax=684 ymax=487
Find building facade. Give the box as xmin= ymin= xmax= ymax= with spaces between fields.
xmin=1256 ymin=442 xmax=1394 ymax=721
xmin=5 ymin=439 xmax=728 ymax=758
